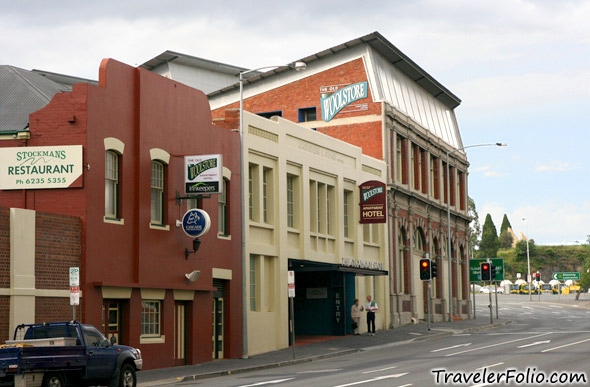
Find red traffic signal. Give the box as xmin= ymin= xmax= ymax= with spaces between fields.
xmin=419 ymin=258 xmax=431 ymax=281
xmin=535 ymin=272 xmax=541 ymax=282
xmin=481 ymin=262 xmax=491 ymax=281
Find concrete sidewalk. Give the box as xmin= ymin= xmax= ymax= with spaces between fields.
xmin=137 ymin=317 xmax=511 ymax=386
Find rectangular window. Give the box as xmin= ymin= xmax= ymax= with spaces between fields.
xmin=298 ymin=107 xmax=317 ymax=122
xmin=105 ymin=151 xmax=120 ymax=219
xmin=151 ymin=161 xmax=165 ymax=225
xmin=262 ymin=167 xmax=273 ymax=224
xmin=249 ymin=255 xmax=258 ymax=311
xmin=309 ymin=181 xmax=318 ymax=233
xmin=287 ymin=175 xmax=294 ymax=228
xmin=309 ymin=180 xmax=335 ymax=236
xmin=141 ymin=300 xmax=161 ymax=337
xmin=218 ymin=178 xmax=229 ymax=236
xmin=248 ymin=164 xmax=259 ymax=222
xmin=343 ymin=190 xmax=352 ymax=238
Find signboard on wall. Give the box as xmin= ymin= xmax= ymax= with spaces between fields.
xmin=0 ymin=145 xmax=83 ymax=190
xmin=184 ymin=154 xmax=222 ymax=195
xmin=359 ymin=180 xmax=386 ymax=224
xmin=320 ymin=81 xmax=369 ymax=121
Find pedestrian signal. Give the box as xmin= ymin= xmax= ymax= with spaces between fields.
xmin=431 ymin=260 xmax=438 ymax=278
xmin=481 ymin=262 xmax=491 ymax=281
xmin=419 ymin=258 xmax=431 ymax=281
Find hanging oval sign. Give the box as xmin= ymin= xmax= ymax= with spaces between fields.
xmin=181 ymin=209 xmax=211 ymax=238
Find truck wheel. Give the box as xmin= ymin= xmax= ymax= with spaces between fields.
xmin=43 ymin=373 xmax=65 ymax=387
xmin=119 ymin=364 xmax=137 ymax=387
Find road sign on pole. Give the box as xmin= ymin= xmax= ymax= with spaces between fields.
xmin=552 ymin=272 xmax=580 ymax=281
xmin=470 ymin=258 xmax=504 ymax=282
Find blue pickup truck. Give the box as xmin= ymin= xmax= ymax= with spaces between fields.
xmin=0 ymin=321 xmax=142 ymax=387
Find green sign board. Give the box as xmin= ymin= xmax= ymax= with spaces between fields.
xmin=469 ymin=258 xmax=504 ymax=282
xmin=552 ymin=272 xmax=580 ymax=281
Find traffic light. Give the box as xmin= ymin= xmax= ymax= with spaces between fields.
xmin=481 ymin=262 xmax=491 ymax=281
xmin=431 ymin=260 xmax=438 ymax=278
xmin=535 ymin=272 xmax=541 ymax=282
xmin=490 ymin=264 xmax=497 ymax=281
xmin=420 ymin=258 xmax=431 ymax=280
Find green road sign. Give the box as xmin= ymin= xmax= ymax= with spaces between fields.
xmin=469 ymin=258 xmax=504 ymax=282
xmin=552 ymin=272 xmax=580 ymax=281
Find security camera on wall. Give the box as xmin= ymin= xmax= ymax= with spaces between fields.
xmin=185 ymin=270 xmax=200 ymax=282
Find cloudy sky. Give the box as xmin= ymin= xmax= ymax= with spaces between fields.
xmin=3 ymin=0 xmax=589 ymax=245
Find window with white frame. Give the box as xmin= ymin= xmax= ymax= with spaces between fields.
xmin=151 ymin=161 xmax=165 ymax=225
xmin=105 ymin=150 xmax=120 ymax=219
xmin=218 ymin=178 xmax=229 ymax=236
xmin=249 ymin=255 xmax=258 ymax=311
xmin=309 ymin=179 xmax=336 ymax=236
xmin=141 ymin=300 xmax=161 ymax=337
xmin=262 ymin=167 xmax=273 ymax=224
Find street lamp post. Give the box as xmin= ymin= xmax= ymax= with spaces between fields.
xmin=523 ymin=218 xmax=532 ymax=301
xmin=446 ymin=142 xmax=506 ymax=322
xmin=239 ymin=61 xmax=306 ymax=358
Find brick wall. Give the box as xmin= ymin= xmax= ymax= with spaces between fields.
xmin=35 ymin=212 xmax=81 ymax=290
xmin=35 ymin=297 xmax=75 ymax=323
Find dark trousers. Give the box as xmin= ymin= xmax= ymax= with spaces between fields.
xmin=367 ymin=311 xmax=375 ymax=333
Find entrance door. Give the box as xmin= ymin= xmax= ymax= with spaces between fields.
xmin=212 ymin=297 xmax=224 ymax=359
xmin=102 ymin=301 xmax=122 ymax=343
xmin=174 ymin=302 xmax=188 ymax=366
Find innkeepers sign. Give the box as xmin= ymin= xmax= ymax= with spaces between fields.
xmin=0 ymin=145 xmax=83 ymax=190
xmin=185 ymin=154 xmax=222 ymax=195
xmin=359 ymin=180 xmax=386 ymax=224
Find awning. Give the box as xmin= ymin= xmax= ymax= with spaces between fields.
xmin=288 ymin=259 xmax=388 ymax=277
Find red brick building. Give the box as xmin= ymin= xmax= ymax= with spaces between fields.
xmin=0 ymin=59 xmax=242 ymax=369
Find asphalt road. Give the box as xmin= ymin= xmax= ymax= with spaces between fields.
xmin=172 ymin=294 xmax=590 ymax=386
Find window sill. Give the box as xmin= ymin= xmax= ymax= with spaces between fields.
xmin=149 ymin=223 xmax=170 ymax=231
xmin=104 ymin=217 xmax=124 ymax=225
xmin=140 ymin=335 xmax=166 ymax=344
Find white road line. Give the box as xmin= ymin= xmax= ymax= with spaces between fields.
xmin=362 ymin=365 xmax=397 ymax=374
xmin=445 ymin=332 xmax=552 ymax=357
xmin=332 ymin=373 xmax=408 ymax=387
xmin=517 ymin=340 xmax=551 ymax=348
xmin=238 ymin=378 xmax=295 ymax=386
xmin=476 ymin=362 xmax=504 ymax=370
xmin=431 ymin=343 xmax=471 ymax=352
xmin=298 ymin=369 xmax=342 ymax=374
xmin=541 ymin=338 xmax=590 ymax=352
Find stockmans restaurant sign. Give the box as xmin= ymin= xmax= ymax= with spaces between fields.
xmin=0 ymin=145 xmax=83 ymax=190
xmin=185 ymin=154 xmax=222 ymax=195
xmin=359 ymin=180 xmax=386 ymax=224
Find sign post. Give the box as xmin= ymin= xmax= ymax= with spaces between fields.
xmin=69 ymin=267 xmax=80 ymax=320
xmin=288 ymin=270 xmax=296 ymax=359
xmin=552 ymin=272 xmax=580 ymax=281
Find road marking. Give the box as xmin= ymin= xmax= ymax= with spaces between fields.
xmin=238 ymin=378 xmax=294 ymax=386
xmin=541 ymin=338 xmax=590 ymax=352
xmin=446 ymin=332 xmax=551 ymax=357
xmin=333 ymin=373 xmax=408 ymax=386
xmin=476 ymin=362 xmax=504 ymax=370
xmin=298 ymin=369 xmax=342 ymax=374
xmin=363 ymin=365 xmax=397 ymax=374
xmin=431 ymin=343 xmax=471 ymax=352
xmin=517 ymin=340 xmax=551 ymax=348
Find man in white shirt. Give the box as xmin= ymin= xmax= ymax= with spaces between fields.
xmin=365 ymin=295 xmax=378 ymax=335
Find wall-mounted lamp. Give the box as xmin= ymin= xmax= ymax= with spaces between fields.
xmin=185 ymin=270 xmax=200 ymax=283
xmin=185 ymin=238 xmax=202 ymax=259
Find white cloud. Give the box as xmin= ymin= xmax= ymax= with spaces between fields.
xmin=535 ymin=161 xmax=578 ymax=172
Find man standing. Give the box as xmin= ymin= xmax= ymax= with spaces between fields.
xmin=365 ymin=295 xmax=378 ymax=335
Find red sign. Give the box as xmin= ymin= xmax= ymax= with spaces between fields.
xmin=359 ymin=180 xmax=386 ymax=224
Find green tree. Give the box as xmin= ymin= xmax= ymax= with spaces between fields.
xmin=477 ymin=214 xmax=500 ymax=258
xmin=514 ymin=238 xmax=536 ymax=262
xmin=500 ymin=214 xmax=512 ymax=234
xmin=468 ymin=197 xmax=481 ymax=251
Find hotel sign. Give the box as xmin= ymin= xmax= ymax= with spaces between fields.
xmin=0 ymin=145 xmax=83 ymax=190
xmin=185 ymin=154 xmax=222 ymax=195
xmin=320 ymin=81 xmax=368 ymax=122
xmin=359 ymin=180 xmax=386 ymax=224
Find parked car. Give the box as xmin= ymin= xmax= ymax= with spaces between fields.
xmin=540 ymin=284 xmax=553 ymax=294
xmin=520 ymin=283 xmax=538 ymax=295
xmin=480 ymin=285 xmax=502 ymax=294
xmin=509 ymin=284 xmax=520 ymax=294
